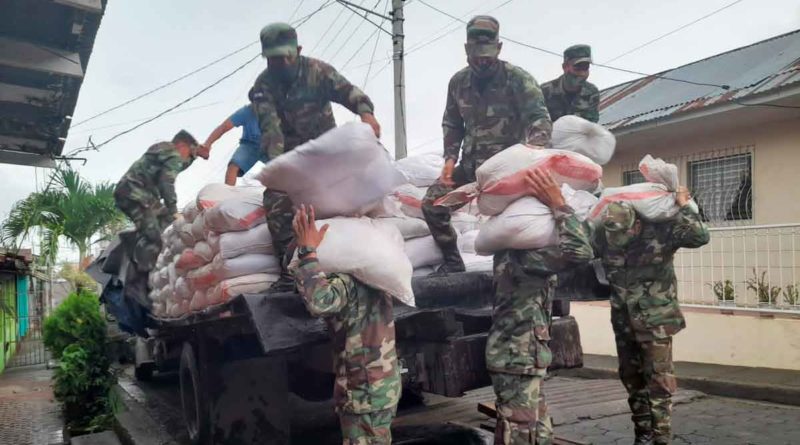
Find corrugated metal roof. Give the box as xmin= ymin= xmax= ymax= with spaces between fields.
xmin=599 ymin=29 xmax=800 ymax=131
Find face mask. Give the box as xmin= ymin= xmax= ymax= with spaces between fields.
xmin=469 ymin=57 xmax=499 ymax=78
xmin=275 ymin=64 xmax=299 ymax=83
xmin=563 ymin=72 xmax=587 ymax=90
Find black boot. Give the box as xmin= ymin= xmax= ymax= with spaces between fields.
xmin=634 ymin=426 xmax=654 ymax=445
xmin=431 ymin=242 xmax=466 ymax=276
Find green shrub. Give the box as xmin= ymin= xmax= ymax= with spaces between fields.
xmin=745 ymin=269 xmax=781 ymax=305
xmin=44 ymin=290 xmax=115 ymax=432
xmin=43 ymin=290 xmax=106 ymax=359
xmin=784 ymin=284 xmax=800 ymax=306
xmin=709 ymin=280 xmax=735 ymax=302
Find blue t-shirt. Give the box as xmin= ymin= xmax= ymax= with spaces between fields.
xmin=229 ymin=105 xmax=261 ymax=145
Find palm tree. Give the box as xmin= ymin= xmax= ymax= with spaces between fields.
xmin=2 ymin=167 xmax=126 ymax=267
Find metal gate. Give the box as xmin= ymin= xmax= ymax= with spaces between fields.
xmin=3 ymin=314 xmax=50 ymax=368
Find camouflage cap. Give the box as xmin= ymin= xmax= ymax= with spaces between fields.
xmin=172 ymin=129 xmax=199 ymax=158
xmin=260 ymin=23 xmax=299 ymax=58
xmin=466 ymin=15 xmax=500 ymax=57
xmin=603 ymin=201 xmax=636 ymax=233
xmin=564 ymin=44 xmax=592 ymax=64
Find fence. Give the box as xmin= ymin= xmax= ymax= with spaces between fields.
xmin=675 ymin=223 xmax=800 ymax=313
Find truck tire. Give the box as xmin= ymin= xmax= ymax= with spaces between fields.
xmin=552 ymin=299 xmax=571 ymax=317
xmin=179 ymin=342 xmax=210 ymax=445
xmin=134 ymin=362 xmax=154 ymax=381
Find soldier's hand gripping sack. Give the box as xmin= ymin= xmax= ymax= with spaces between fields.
xmin=256 ymin=122 xmax=407 ymax=219
xmin=291 ymin=216 xmax=415 ymax=307
xmin=436 ymin=145 xmax=603 ymax=216
xmin=551 ymin=115 xmax=616 ymax=165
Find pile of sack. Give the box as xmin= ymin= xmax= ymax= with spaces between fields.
xmin=148 ymin=184 xmax=280 ymax=318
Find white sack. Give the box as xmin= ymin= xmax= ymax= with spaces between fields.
xmin=451 ymin=212 xmax=480 ymax=233
xmin=191 ymin=213 xmax=207 ymax=241
xmin=445 ymin=145 xmax=602 ymax=216
xmin=178 ymin=224 xmax=196 ymax=248
xmin=475 ymin=185 xmax=598 ymax=255
xmin=458 ymin=229 xmax=480 ymax=254
xmin=396 ymin=153 xmax=444 ymax=187
xmin=167 ymin=263 xmax=178 ymax=288
xmin=639 ymin=154 xmax=679 ymax=191
xmin=203 ymin=199 xmax=266 ymax=233
xmin=588 ymin=182 xmax=697 ymax=222
xmin=189 ymin=290 xmax=208 ymax=312
xmin=174 ymin=277 xmax=193 ymax=301
xmin=217 ymin=224 xmax=274 ymax=259
xmin=207 ymin=273 xmax=280 ymax=306
xmin=175 ymin=245 xmax=212 ymax=272
xmin=376 ymin=216 xmax=430 ymax=240
xmin=412 ymin=267 xmax=435 ymax=277
xmin=197 ymin=183 xmax=265 ymax=210
xmin=404 ymin=235 xmax=444 ymax=269
xmin=393 ymin=184 xmax=428 ymax=219
xmin=188 ymin=253 xmax=280 ymax=290
xmin=182 ymin=200 xmax=200 ymax=224
xmin=551 ymin=115 xmax=616 ymax=165
xmin=256 ymin=123 xmax=407 ymax=218
xmin=293 ymin=217 xmax=415 ymax=306
xmin=462 ymin=253 xmax=494 ymax=273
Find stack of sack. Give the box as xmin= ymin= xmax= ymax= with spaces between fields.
xmin=588 ymin=154 xmax=697 ymax=222
xmin=148 ymin=184 xmax=280 ymax=319
xmin=259 ymin=122 xmax=416 ymax=307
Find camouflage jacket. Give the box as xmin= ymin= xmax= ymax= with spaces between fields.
xmin=567 ymin=205 xmax=710 ymax=341
xmin=116 ymin=142 xmax=189 ymax=214
xmin=250 ymin=56 xmax=375 ymax=161
xmin=294 ymin=257 xmax=401 ymax=414
xmin=540 ymin=75 xmax=600 ymax=123
xmin=443 ymin=61 xmax=552 ymax=177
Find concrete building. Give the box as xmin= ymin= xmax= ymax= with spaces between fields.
xmin=573 ymin=29 xmax=800 ymax=371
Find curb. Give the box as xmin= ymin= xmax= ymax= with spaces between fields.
xmin=112 ymin=383 xmax=178 ymax=445
xmin=560 ymin=366 xmax=800 ymax=407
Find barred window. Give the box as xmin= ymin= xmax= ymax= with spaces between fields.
xmin=688 ymin=153 xmax=752 ymax=223
xmin=622 ymin=170 xmax=646 ymax=185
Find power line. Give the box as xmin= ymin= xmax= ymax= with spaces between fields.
xmin=329 ymin=0 xmax=383 ymax=66
xmin=68 ymin=54 xmax=260 ymax=157
xmin=362 ymin=0 xmax=389 ymax=89
xmin=336 ymin=0 xmax=392 ymax=36
xmin=70 ymin=42 xmax=257 ymax=128
xmin=288 ymin=0 xmax=307 ymax=22
xmin=310 ymin=2 xmax=348 ymax=53
xmin=603 ymin=0 xmax=746 ymax=64
xmin=68 ymin=101 xmax=225 ymax=135
xmin=70 ymin=2 xmax=332 ymax=130
xmin=415 ymin=0 xmax=731 ymax=90
xmin=318 ymin=0 xmax=367 ymax=58
xmin=342 ymin=28 xmax=381 ymax=70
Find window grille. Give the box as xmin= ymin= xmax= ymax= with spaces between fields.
xmin=622 ymin=170 xmax=646 ymax=185
xmin=688 ymin=153 xmax=753 ymax=224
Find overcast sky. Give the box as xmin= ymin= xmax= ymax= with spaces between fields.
xmin=3 ymin=0 xmax=799 ymax=260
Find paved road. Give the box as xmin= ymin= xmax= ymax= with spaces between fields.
xmin=122 ymin=368 xmax=800 ymax=445
xmin=0 ymin=365 xmax=64 ymax=445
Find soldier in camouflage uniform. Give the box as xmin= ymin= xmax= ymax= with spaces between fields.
xmin=250 ymin=23 xmax=381 ymax=290
xmin=423 ymin=16 xmax=552 ymax=274
xmin=114 ymin=130 xmax=203 ymax=273
xmin=488 ymin=169 xmax=594 ymax=445
xmin=292 ymin=205 xmax=400 ymax=445
xmin=541 ymin=45 xmax=600 ymax=123
xmin=549 ymin=186 xmax=710 ymax=444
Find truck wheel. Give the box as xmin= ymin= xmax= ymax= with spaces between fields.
xmin=552 ymin=299 xmax=571 ymax=317
xmin=179 ymin=342 xmax=210 ymax=445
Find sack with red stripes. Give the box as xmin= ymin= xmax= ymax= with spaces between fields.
xmin=589 ymin=155 xmax=696 ymax=222
xmin=435 ymin=145 xmax=602 ymax=216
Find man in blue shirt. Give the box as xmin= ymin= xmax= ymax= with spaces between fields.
xmin=201 ymin=104 xmax=266 ymax=185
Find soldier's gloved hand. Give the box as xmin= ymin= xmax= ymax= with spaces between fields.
xmin=360 ymin=113 xmax=381 ymax=139
xmin=525 ymin=168 xmax=565 ymax=209
xmin=675 ymin=186 xmax=691 ymax=207
xmin=439 ymin=159 xmax=456 ymax=187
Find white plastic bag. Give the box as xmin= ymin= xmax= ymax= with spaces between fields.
xmin=451 ymin=212 xmax=480 ymax=233
xmin=412 ymin=267 xmax=435 ymax=277
xmin=458 ymin=229 xmax=480 ymax=254
xmin=182 ymin=200 xmax=200 ymax=223
xmin=404 ymin=235 xmax=444 ymax=269
xmin=178 ymin=224 xmax=196 ymax=248
xmin=475 ymin=185 xmax=598 ymax=255
xmin=175 ymin=242 xmax=214 ymax=271
xmin=191 ymin=213 xmax=207 ymax=241
xmin=292 ymin=217 xmax=415 ymax=306
xmin=256 ymin=123 xmax=407 ymax=218
xmin=217 ymin=224 xmax=273 ymax=259
xmin=589 ymin=183 xmax=697 ymax=222
xmin=189 ymin=289 xmax=208 ymax=312
xmin=203 ymin=199 xmax=266 ymax=233
xmin=462 ymin=253 xmax=493 ymax=273
xmin=174 ymin=277 xmax=193 ymax=301
xmin=188 ymin=253 xmax=280 ymax=290
xmin=396 ymin=153 xmax=444 ymax=187
xmin=197 ymin=183 xmax=265 ymax=210
xmin=551 ymin=115 xmax=616 ymax=165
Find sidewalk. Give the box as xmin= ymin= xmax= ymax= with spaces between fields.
xmin=0 ymin=364 xmax=65 ymax=445
xmin=560 ymin=354 xmax=800 ymax=406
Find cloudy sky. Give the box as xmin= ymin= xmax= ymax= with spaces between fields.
xmin=3 ymin=0 xmax=799 ymax=259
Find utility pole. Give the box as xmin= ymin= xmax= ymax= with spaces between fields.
xmin=391 ymin=0 xmax=407 ymax=159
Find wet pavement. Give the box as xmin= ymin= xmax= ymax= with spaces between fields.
xmin=0 ymin=364 xmax=64 ymax=445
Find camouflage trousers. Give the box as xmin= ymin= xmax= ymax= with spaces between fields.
xmin=263 ymin=189 xmax=295 ymax=278
xmin=487 ymin=262 xmax=555 ymax=444
xmin=421 ymin=164 xmax=473 ymax=263
xmin=612 ymin=305 xmax=677 ymax=445
xmin=114 ymin=185 xmax=171 ymax=272
xmin=339 ymin=407 xmax=395 ymax=445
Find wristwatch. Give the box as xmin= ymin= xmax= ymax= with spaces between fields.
xmin=297 ymin=246 xmax=316 ymax=259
